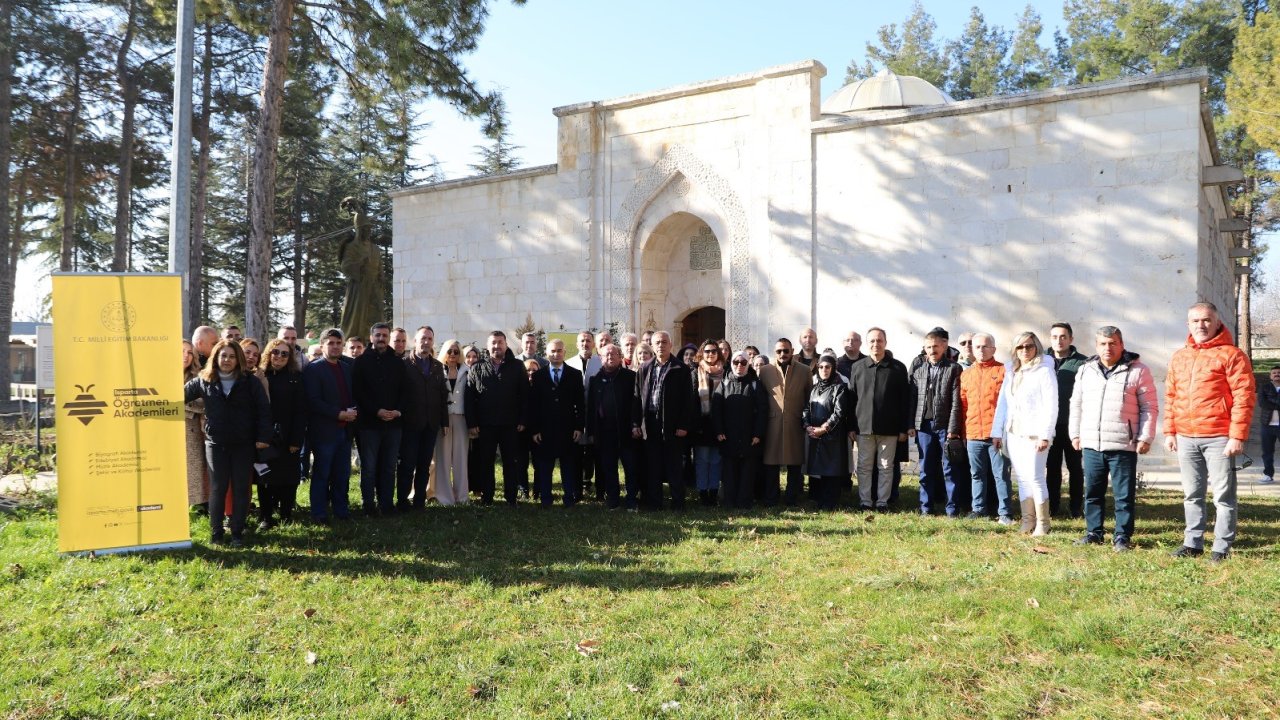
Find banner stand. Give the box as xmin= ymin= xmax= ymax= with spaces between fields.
xmin=53 ymin=273 xmax=192 ymax=555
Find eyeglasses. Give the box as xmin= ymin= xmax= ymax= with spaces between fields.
xmin=447 ymin=349 xmax=459 ymax=355
xmin=731 ymin=359 xmax=748 ymax=366
xmin=959 ymin=340 xmax=972 ymax=346
xmin=775 ymin=349 xmax=791 ymax=355
xmin=1235 ymin=454 xmax=1253 ymax=471
xmin=269 ymin=349 xmax=291 ymax=358
xmin=703 ymin=349 xmax=718 ymax=354
xmin=1015 ymin=344 xmax=1038 ymax=352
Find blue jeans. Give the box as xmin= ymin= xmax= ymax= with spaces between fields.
xmin=916 ymin=419 xmax=958 ymax=515
xmin=1262 ymin=424 xmax=1280 ymax=477
xmin=1082 ymin=448 xmax=1137 ymax=542
xmin=309 ymin=435 xmax=352 ymax=520
xmin=967 ymin=439 xmax=1012 ymax=519
xmin=358 ymin=426 xmax=403 ymax=513
xmin=694 ymin=444 xmax=722 ymax=492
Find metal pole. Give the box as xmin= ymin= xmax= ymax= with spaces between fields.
xmin=167 ymin=0 xmax=195 ymax=332
xmin=34 ymin=389 xmax=41 ymax=456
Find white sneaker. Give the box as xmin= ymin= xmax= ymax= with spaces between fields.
xmin=1261 ymin=475 xmax=1275 ymax=485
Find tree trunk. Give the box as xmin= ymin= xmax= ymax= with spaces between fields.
xmin=59 ymin=60 xmax=82 ymax=272
xmin=244 ymin=0 xmax=295 ymax=340
xmin=291 ymin=167 xmax=305 ymax=330
xmin=111 ymin=0 xmax=137 ymax=272
xmin=189 ymin=19 xmax=213 ymax=328
xmin=0 ymin=0 xmax=14 ymax=399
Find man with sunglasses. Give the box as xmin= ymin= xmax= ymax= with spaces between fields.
xmin=1165 ymin=302 xmax=1255 ymax=562
xmin=759 ymin=338 xmax=813 ymax=506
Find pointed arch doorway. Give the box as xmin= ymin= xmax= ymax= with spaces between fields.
xmin=679 ymin=306 xmax=725 ymax=348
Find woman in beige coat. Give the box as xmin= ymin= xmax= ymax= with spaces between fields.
xmin=183 ymin=340 xmax=210 ymax=512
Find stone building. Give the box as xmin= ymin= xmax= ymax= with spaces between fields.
xmin=391 ymin=61 xmax=1243 ymax=381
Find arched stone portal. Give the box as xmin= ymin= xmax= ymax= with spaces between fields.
xmin=637 ymin=212 xmax=725 ymax=337
xmin=609 ymin=144 xmax=751 ymax=349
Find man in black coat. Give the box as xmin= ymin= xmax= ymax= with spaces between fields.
xmin=397 ymin=326 xmax=449 ymax=511
xmin=352 ymin=322 xmax=407 ymax=516
xmin=635 ymin=330 xmax=696 ymax=510
xmin=527 ymin=338 xmax=585 ymax=507
xmin=847 ymin=327 xmax=910 ymax=511
xmin=465 ymin=330 xmax=529 ymax=505
xmin=588 ymin=343 xmax=639 ymax=509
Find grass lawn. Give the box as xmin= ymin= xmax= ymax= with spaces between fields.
xmin=2 ymin=474 xmax=1278 ymax=719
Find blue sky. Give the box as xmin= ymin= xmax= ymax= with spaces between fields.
xmin=415 ymin=0 xmax=1068 ymax=178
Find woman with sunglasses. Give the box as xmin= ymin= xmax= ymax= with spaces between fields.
xmin=992 ymin=331 xmax=1058 ymax=536
xmin=257 ymin=338 xmax=307 ymax=528
xmin=434 ymin=339 xmax=470 ymax=505
xmin=713 ymin=350 xmax=767 ymax=508
xmin=690 ymin=339 xmax=727 ymax=505
xmin=803 ymin=354 xmax=850 ymax=511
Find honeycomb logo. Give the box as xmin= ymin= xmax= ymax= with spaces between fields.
xmin=100 ymin=301 xmax=137 ymax=333
xmin=63 ymin=384 xmax=108 ymax=425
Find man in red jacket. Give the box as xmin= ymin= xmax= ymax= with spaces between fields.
xmin=1164 ymin=302 xmax=1255 ymax=562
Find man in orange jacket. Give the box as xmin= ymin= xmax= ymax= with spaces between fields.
xmin=1164 ymin=301 xmax=1255 ymax=562
xmin=960 ymin=332 xmax=1015 ymax=524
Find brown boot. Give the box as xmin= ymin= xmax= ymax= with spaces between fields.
xmin=1020 ymin=498 xmax=1035 ymax=534
xmin=1032 ymin=501 xmax=1051 ymax=537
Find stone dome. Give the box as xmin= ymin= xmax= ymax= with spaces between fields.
xmin=821 ymin=69 xmax=953 ymax=114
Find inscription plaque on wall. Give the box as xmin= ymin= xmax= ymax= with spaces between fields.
xmin=689 ymin=225 xmax=721 ymax=271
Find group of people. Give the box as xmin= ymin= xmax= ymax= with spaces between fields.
xmin=180 ymin=300 xmax=1254 ymax=562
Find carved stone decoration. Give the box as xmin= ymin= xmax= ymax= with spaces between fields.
xmin=688 ymin=225 xmax=721 ymax=270
xmin=608 ymin=145 xmax=750 ymax=348
xmin=673 ymin=178 xmax=692 ymax=197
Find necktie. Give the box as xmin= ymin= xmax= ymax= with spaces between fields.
xmin=553 ymin=368 xmax=560 ymax=386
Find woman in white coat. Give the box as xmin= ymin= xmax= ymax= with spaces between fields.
xmin=992 ymin=331 xmax=1058 ymax=536
xmin=434 ymin=339 xmax=470 ymax=505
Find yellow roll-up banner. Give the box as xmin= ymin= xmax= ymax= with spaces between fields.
xmin=53 ymin=273 xmax=191 ymax=554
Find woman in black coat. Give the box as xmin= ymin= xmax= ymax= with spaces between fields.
xmin=712 ymin=351 xmax=767 ymax=509
xmin=184 ymin=339 xmax=272 ymax=546
xmin=803 ymin=355 xmax=849 ymax=511
xmin=258 ymin=338 xmax=307 ymax=529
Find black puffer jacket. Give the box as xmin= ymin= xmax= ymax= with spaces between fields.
xmin=184 ymin=374 xmax=272 ymax=446
xmin=711 ymin=368 xmax=767 ymax=458
xmin=907 ymin=358 xmax=963 ymax=436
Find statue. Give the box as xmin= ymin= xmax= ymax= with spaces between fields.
xmin=338 ymin=197 xmax=385 ymax=341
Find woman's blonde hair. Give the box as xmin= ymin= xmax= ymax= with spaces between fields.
xmin=182 ymin=340 xmax=201 ymax=381
xmin=436 ymin=339 xmax=462 ymax=365
xmin=1010 ymin=331 xmax=1044 ymax=372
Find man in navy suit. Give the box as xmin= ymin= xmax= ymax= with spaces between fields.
xmin=302 ymin=328 xmax=357 ymax=523
xmin=635 ymin=331 xmax=695 ymax=510
xmin=528 ymin=338 xmax=585 ymax=507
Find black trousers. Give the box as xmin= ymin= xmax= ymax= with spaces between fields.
xmin=397 ymin=424 xmax=439 ymax=508
xmin=596 ymin=431 xmax=638 ymax=509
xmin=762 ymin=464 xmax=803 ymax=507
xmin=1047 ymin=433 xmax=1084 ymax=517
xmin=206 ymin=443 xmax=253 ymax=539
xmin=644 ymin=416 xmax=686 ymax=510
xmin=533 ymin=432 xmax=580 ymax=506
xmin=472 ymin=424 xmax=522 ymax=504
xmin=258 ymin=449 xmax=301 ymax=522
xmin=722 ymin=451 xmax=758 ymax=509
xmin=810 ymin=475 xmax=842 ymax=510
